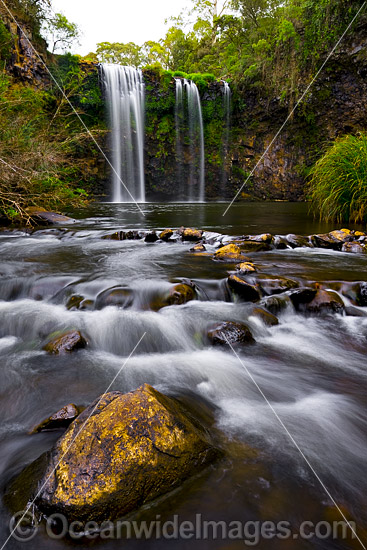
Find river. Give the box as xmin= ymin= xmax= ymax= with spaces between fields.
xmin=0 ymin=202 xmax=366 ymax=549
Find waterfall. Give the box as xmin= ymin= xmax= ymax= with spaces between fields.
xmin=221 ymin=81 xmax=231 ymax=194
xmin=100 ymin=64 xmax=145 ymax=203
xmin=175 ymin=79 xmax=205 ymax=202
xmin=175 ymin=78 xmax=185 ymax=201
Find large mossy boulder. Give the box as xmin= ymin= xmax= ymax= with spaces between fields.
xmin=8 ymin=385 xmax=219 ymax=523
xmin=227 ymin=275 xmax=261 ymax=302
xmin=214 ymin=244 xmax=248 ymax=262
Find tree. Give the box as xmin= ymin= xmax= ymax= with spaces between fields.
xmin=96 ymin=41 xmax=142 ymax=67
xmin=45 ymin=12 xmax=80 ymax=53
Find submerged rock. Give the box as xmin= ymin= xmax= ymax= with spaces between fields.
xmin=95 ymin=287 xmax=133 ymax=310
xmin=28 ymin=210 xmax=75 ymax=226
xmin=342 ymin=242 xmax=367 ymax=254
xmin=261 ymin=294 xmax=292 ymax=315
xmin=190 ymin=244 xmax=206 ymax=252
xmin=214 ymin=244 xmax=248 ymax=262
xmin=238 ymin=241 xmax=272 ymax=252
xmin=167 ymin=283 xmax=196 ymax=305
xmin=251 ymin=307 xmax=279 ymax=326
xmin=43 ymin=330 xmax=87 ymax=354
xmin=296 ymin=289 xmax=344 ymax=315
xmin=30 ymin=404 xmax=81 ymax=434
xmin=257 ymin=275 xmax=299 ymax=296
xmin=227 ymin=275 xmax=260 ymax=302
xmin=102 ymin=231 xmax=126 ymax=241
xmin=207 ymin=321 xmax=255 ymax=346
xmin=289 ymin=288 xmax=317 ymax=309
xmin=310 ymin=233 xmax=342 ymax=250
xmin=10 ymin=385 xmax=220 ymax=522
xmin=181 ymin=228 xmax=203 ymax=241
xmin=285 ymin=234 xmax=311 ymax=248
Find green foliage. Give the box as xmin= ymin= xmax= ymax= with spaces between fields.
xmin=96 ymin=41 xmax=142 ymax=67
xmin=309 ymin=133 xmax=367 ymax=223
xmin=0 ymin=20 xmax=12 ymax=61
xmin=44 ymin=12 xmax=80 ymax=53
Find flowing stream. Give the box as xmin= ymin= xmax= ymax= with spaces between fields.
xmin=100 ymin=64 xmax=145 ymax=203
xmin=0 ymin=203 xmax=366 ymax=549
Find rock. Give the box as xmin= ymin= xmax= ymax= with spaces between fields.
xmin=245 ymin=233 xmax=273 ymax=244
xmin=289 ymin=288 xmax=317 ymax=309
xmin=238 ymin=241 xmax=272 ymax=252
xmin=310 ymin=233 xmax=342 ymax=250
xmin=102 ymin=231 xmax=126 ymax=241
xmin=251 ymin=307 xmax=279 ymax=326
xmin=273 ymin=236 xmax=289 ymax=249
xmin=190 ymin=244 xmax=206 ymax=252
xmin=303 ymin=290 xmax=344 ymax=314
xmin=43 ymin=330 xmax=87 ymax=354
xmin=28 ymin=210 xmax=75 ymax=226
xmin=125 ymin=231 xmax=142 ymax=240
xmin=181 ymin=228 xmax=203 ymax=241
xmin=257 ymin=275 xmax=299 ymax=296
xmin=227 ymin=275 xmax=261 ymax=302
xmin=342 ymin=242 xmax=367 ymax=254
xmin=66 ymin=295 xmax=84 ymax=310
xmin=345 ymin=306 xmax=367 ymax=317
xmin=354 ymin=231 xmax=366 ymax=237
xmin=236 ymin=262 xmax=257 ymax=273
xmin=30 ymin=404 xmax=81 ymax=434
xmin=167 ymin=283 xmax=196 ymax=305
xmin=95 ymin=287 xmax=133 ymax=310
xmin=207 ymin=321 xmax=255 ymax=346
xmin=261 ymin=294 xmax=292 ymax=315
xmin=214 ymin=244 xmax=249 ymax=262
xmin=16 ymin=385 xmax=220 ymax=522
xmin=159 ymin=229 xmax=174 ymax=241
xmin=357 ymin=282 xmax=367 ymax=306
xmin=329 ymin=229 xmax=353 ymax=242
xmin=285 ymin=234 xmax=311 ymax=248
xmin=144 ymin=231 xmax=159 ymax=243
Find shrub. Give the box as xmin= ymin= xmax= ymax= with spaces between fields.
xmin=308 ymin=133 xmax=367 ymax=223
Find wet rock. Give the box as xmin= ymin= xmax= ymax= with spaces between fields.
xmin=357 ymin=282 xmax=367 ymax=306
xmin=29 ymin=210 xmax=75 ymax=226
xmin=227 ymin=275 xmax=261 ymax=302
xmin=345 ymin=306 xmax=367 ymax=317
xmin=285 ymin=234 xmax=311 ymax=248
xmin=181 ymin=228 xmax=203 ymax=241
xmin=190 ymin=244 xmax=206 ymax=252
xmin=66 ymin=295 xmax=84 ymax=310
xmin=30 ymin=404 xmax=81 ymax=434
xmin=329 ymin=229 xmax=353 ymax=242
xmin=15 ymin=385 xmax=220 ymax=522
xmin=95 ymin=287 xmax=133 ymax=310
xmin=43 ymin=331 xmax=87 ymax=355
xmin=214 ymin=244 xmax=248 ymax=262
xmin=273 ymin=236 xmax=289 ymax=249
xmin=167 ymin=283 xmax=196 ymax=305
xmin=261 ymin=294 xmax=292 ymax=315
xmin=144 ymin=231 xmax=159 ymax=243
xmin=303 ymin=290 xmax=344 ymax=314
xmin=251 ymin=307 xmax=279 ymax=326
xmin=342 ymin=242 xmax=367 ymax=254
xmin=310 ymin=233 xmax=342 ymax=250
xmin=207 ymin=321 xmax=255 ymax=346
xmin=236 ymin=262 xmax=257 ymax=273
xmin=125 ymin=230 xmax=142 ymax=240
xmin=257 ymin=275 xmax=299 ymax=296
xmin=238 ymin=241 xmax=272 ymax=252
xmin=289 ymin=288 xmax=317 ymax=309
xmin=245 ymin=233 xmax=273 ymax=244
xmin=159 ymin=229 xmax=173 ymax=241
xmin=102 ymin=231 xmax=126 ymax=241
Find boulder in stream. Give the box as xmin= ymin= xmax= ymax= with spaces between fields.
xmin=167 ymin=283 xmax=196 ymax=305
xmin=7 ymin=385 xmax=220 ymax=522
xmin=214 ymin=244 xmax=248 ymax=262
xmin=159 ymin=229 xmax=174 ymax=241
xmin=208 ymin=321 xmax=255 ymax=346
xmin=43 ymin=330 xmax=87 ymax=354
xmin=181 ymin=228 xmax=203 ymax=241
xmin=227 ymin=274 xmax=261 ymax=302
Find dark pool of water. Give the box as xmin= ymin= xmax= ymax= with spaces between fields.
xmin=0 ymin=203 xmax=366 ymax=550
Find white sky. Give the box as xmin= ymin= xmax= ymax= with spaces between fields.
xmin=51 ymin=0 xmax=192 ymax=55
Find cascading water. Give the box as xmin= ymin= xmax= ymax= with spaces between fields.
xmin=100 ymin=64 xmax=145 ymax=203
xmin=221 ymin=81 xmax=231 ymax=192
xmin=175 ymin=78 xmax=205 ymax=202
xmin=175 ymin=78 xmax=185 ymax=201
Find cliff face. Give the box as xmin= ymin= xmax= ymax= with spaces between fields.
xmin=0 ymin=5 xmax=50 ymax=86
xmin=144 ymin=20 xmax=367 ymax=201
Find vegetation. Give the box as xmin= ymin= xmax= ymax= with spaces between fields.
xmin=309 ymin=133 xmax=367 ymax=223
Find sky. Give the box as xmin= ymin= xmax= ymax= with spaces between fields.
xmin=51 ymin=0 xmax=192 ymax=56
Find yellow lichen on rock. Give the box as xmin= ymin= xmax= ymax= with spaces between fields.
xmin=32 ymin=384 xmax=219 ymax=522
xmin=214 ymin=244 xmax=248 ymax=262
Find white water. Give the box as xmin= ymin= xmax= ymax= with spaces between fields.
xmin=101 ymin=64 xmax=145 ymax=203
xmin=175 ymin=78 xmax=205 ymax=202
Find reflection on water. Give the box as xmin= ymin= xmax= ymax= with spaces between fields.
xmin=0 ymin=203 xmax=366 ymax=550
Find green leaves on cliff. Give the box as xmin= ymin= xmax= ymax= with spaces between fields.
xmin=309 ymin=133 xmax=367 ymax=223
